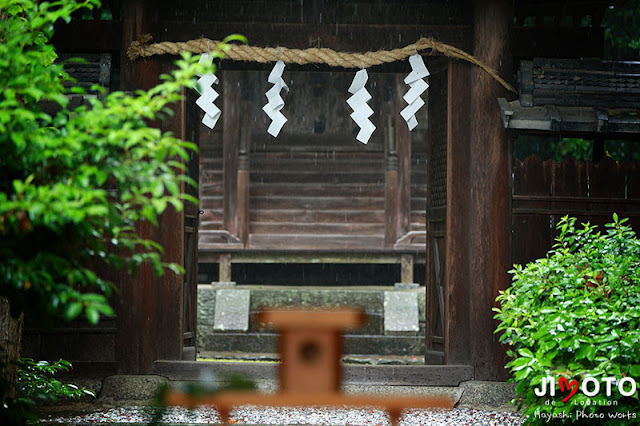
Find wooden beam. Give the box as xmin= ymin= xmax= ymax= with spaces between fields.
xmin=160 ymin=23 xmax=472 ymax=55
xmin=53 ymin=20 xmax=123 ymax=52
xmin=468 ymin=0 xmax=513 ymax=381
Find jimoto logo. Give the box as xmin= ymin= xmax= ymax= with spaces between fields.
xmin=534 ymin=376 xmax=637 ymax=403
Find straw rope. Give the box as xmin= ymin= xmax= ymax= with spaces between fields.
xmin=127 ymin=35 xmax=515 ymax=92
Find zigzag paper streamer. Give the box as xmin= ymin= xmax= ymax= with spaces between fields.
xmin=195 ymin=53 xmax=221 ymax=129
xmin=347 ymin=69 xmax=375 ymax=144
xmin=262 ymin=60 xmax=289 ymax=137
xmin=400 ymin=54 xmax=430 ymax=131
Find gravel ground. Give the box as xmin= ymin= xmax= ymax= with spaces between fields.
xmin=42 ymin=405 xmax=525 ymax=425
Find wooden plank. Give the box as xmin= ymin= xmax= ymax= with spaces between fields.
xmin=588 ymin=158 xmax=626 ymax=219
xmin=250 ymin=209 xmax=385 ymax=223
xmin=512 ymin=156 xmax=551 ymax=196
xmin=551 ymin=158 xmax=587 ymax=222
xmin=226 ymin=253 xmax=409 ymax=264
xmin=628 ymin=163 xmax=640 ymax=200
xmin=250 ymin=196 xmax=384 ymax=210
xmin=511 ymin=214 xmax=553 ymax=266
xmin=250 ymin=183 xmax=384 ymax=197
xmin=248 ymin=234 xmax=385 ymax=250
xmin=249 ymin=222 xmax=387 ymax=235
xmin=249 ymin=158 xmax=384 ymax=169
xmin=589 ymin=158 xmax=625 ymax=198
xmin=249 ymin=171 xmax=385 ymax=184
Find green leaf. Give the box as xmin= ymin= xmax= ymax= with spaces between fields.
xmin=518 ymin=348 xmax=534 ymax=358
xmin=576 ymin=344 xmax=596 ymax=361
xmin=63 ymin=302 xmax=83 ymax=321
xmin=85 ymin=307 xmax=99 ymax=325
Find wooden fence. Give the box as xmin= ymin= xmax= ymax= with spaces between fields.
xmin=511 ymin=156 xmax=640 ymax=267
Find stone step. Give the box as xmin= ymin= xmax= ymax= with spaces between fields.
xmin=198 ymin=351 xmax=425 ymax=366
xmin=197 ymin=285 xmax=426 ymax=356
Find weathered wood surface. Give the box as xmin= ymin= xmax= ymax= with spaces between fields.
xmin=443 ymin=59 xmax=471 ymax=367
xmin=198 ymin=70 xmax=426 ymax=254
xmin=467 ymin=0 xmax=513 ymax=381
xmin=157 ymin=0 xmax=471 ymax=54
xmin=512 ymin=156 xmax=640 ymax=267
xmin=518 ymin=59 xmax=640 ymax=108
xmin=424 ymin=59 xmax=448 ymax=365
xmin=113 ymin=0 xmax=191 ymax=373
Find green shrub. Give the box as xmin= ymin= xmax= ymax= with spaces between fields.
xmin=17 ymin=358 xmax=94 ymax=403
xmin=0 ymin=358 xmax=94 ymax=425
xmin=495 ymin=215 xmax=640 ymax=425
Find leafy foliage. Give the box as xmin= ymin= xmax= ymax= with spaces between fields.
xmin=0 ymin=0 xmax=243 ymax=422
xmin=495 ymin=215 xmax=640 ymax=424
xmin=0 ymin=358 xmax=94 ymax=425
xmin=0 ymin=0 xmax=240 ymax=325
xmin=603 ymin=0 xmax=640 ymax=60
xmin=17 ymin=358 xmax=94 ymax=402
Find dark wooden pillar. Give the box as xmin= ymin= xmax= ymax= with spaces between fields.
xmin=468 ymin=0 xmax=513 ymax=380
xmin=237 ymin=122 xmax=251 ymax=245
xmin=445 ymin=60 xmax=471 ymax=366
xmin=384 ymin=115 xmax=399 ymax=247
xmin=222 ymin=74 xmax=240 ymax=238
xmin=385 ymin=75 xmax=412 ymax=248
xmin=115 ymin=0 xmax=186 ymax=373
xmin=395 ymin=75 xmax=412 ymax=239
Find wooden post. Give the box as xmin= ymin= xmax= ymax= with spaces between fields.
xmin=468 ymin=0 xmax=513 ymax=380
xmin=223 ymin=73 xmax=240 ymax=237
xmin=115 ymin=0 xmax=186 ymax=373
xmin=384 ymin=115 xmax=399 ymax=247
xmin=401 ymin=254 xmax=414 ymax=284
xmin=385 ymin=75 xmax=412 ymax=248
xmin=395 ymin=75 xmax=412 ymax=238
xmin=219 ymin=254 xmax=233 ymax=283
xmin=237 ymin=125 xmax=250 ymax=245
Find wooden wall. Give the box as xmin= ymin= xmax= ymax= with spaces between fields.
xmin=199 ymin=69 xmax=427 ymax=254
xmin=512 ymin=156 xmax=640 ymax=267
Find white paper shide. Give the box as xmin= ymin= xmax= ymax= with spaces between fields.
xmin=195 ymin=53 xmax=221 ymax=129
xmin=347 ymin=69 xmax=376 ymax=144
xmin=401 ymin=54 xmax=429 ymax=131
xmin=262 ymin=60 xmax=289 ymax=137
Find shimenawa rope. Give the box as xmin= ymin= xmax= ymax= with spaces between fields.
xmin=127 ymin=35 xmax=515 ymax=92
